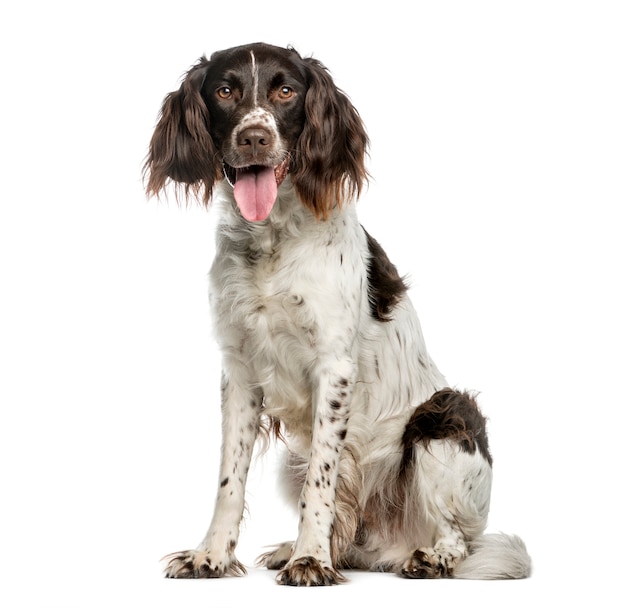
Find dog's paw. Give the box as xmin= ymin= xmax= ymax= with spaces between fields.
xmin=276 ymin=556 xmax=346 ymax=586
xmin=256 ymin=541 xmax=293 ymax=570
xmin=400 ymin=548 xmax=452 ymax=579
xmin=162 ymin=549 xmax=246 ymax=579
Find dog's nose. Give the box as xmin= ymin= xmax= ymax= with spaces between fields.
xmin=237 ymin=127 xmax=273 ymax=158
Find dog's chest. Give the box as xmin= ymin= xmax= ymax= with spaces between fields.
xmin=236 ymin=231 xmax=331 ymax=354
xmin=211 ymin=215 xmax=365 ymax=423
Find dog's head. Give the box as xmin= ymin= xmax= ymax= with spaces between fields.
xmin=144 ymin=43 xmax=369 ymax=220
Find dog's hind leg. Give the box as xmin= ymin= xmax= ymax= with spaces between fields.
xmin=257 ymin=541 xmax=293 ymax=570
xmin=398 ymin=389 xmax=493 ymax=579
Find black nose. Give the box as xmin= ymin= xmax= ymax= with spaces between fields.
xmin=237 ymin=127 xmax=273 ymax=158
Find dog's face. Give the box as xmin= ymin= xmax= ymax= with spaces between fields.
xmin=145 ymin=42 xmax=369 ymax=220
xmin=203 ymin=45 xmax=308 ymax=169
xmin=201 ymin=45 xmax=308 ymax=220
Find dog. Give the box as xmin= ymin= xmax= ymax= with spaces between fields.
xmin=144 ymin=42 xmax=531 ymax=585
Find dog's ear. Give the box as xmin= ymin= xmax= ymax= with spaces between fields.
xmin=291 ymin=57 xmax=369 ymax=219
xmin=143 ymin=57 xmax=220 ymax=206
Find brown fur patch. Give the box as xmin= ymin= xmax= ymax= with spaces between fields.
xmin=401 ymin=389 xmax=493 ymax=473
xmin=143 ymin=57 xmax=221 ymax=205
xmin=364 ymin=229 xmax=408 ymax=322
xmin=256 ymin=414 xmax=285 ymax=453
xmin=290 ymin=57 xmax=369 ymax=220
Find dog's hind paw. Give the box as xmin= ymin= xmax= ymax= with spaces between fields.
xmin=162 ymin=549 xmax=246 ymax=579
xmin=400 ymin=548 xmax=455 ymax=579
xmin=256 ymin=541 xmax=293 ymax=570
xmin=276 ymin=556 xmax=346 ymax=586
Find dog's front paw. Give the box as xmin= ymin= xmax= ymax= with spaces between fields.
xmin=162 ymin=549 xmax=246 ymax=579
xmin=276 ymin=556 xmax=346 ymax=586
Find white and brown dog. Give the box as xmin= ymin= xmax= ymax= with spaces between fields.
xmin=144 ymin=42 xmax=531 ymax=586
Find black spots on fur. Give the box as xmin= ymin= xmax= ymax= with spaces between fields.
xmin=328 ymin=378 xmax=349 ymax=413
xmin=220 ymin=477 xmax=230 ymax=488
xmin=363 ymin=228 xmax=408 ymax=322
xmin=401 ymin=389 xmax=493 ymax=473
xmin=337 ymin=428 xmax=347 ymax=441
xmin=315 ymin=470 xmax=332 ymax=489
xmin=331 ymin=378 xmax=349 ymax=395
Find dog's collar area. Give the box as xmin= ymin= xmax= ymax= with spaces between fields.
xmin=222 ymin=164 xmax=236 ymax=188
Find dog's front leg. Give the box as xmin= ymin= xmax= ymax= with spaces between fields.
xmin=276 ymin=362 xmax=354 ymax=586
xmin=163 ymin=372 xmax=261 ymax=578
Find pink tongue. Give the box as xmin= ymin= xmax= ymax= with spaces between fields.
xmin=233 ymin=166 xmax=278 ymax=222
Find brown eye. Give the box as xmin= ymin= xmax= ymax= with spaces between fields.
xmin=217 ymin=86 xmax=233 ymax=100
xmin=277 ymin=86 xmax=294 ymax=100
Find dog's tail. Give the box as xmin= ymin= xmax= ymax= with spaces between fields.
xmin=453 ymin=533 xmax=531 ymax=580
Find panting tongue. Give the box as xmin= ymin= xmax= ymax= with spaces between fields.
xmin=233 ymin=166 xmax=278 ymax=222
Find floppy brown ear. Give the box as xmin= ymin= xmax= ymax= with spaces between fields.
xmin=291 ymin=57 xmax=369 ymax=219
xmin=143 ymin=57 xmax=220 ymax=205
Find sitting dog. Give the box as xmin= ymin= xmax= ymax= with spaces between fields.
xmin=144 ymin=42 xmax=531 ymax=585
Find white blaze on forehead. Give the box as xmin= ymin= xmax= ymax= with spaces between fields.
xmin=250 ymin=50 xmax=258 ymax=106
xmin=229 ymin=50 xmax=282 ymax=162
xmin=241 ymin=51 xmax=277 ymax=134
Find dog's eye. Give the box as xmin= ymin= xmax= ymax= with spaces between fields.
xmin=217 ymin=86 xmax=233 ymax=100
xmin=277 ymin=86 xmax=294 ymax=100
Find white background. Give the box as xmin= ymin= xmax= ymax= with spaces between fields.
xmin=1 ymin=1 xmax=624 ymax=606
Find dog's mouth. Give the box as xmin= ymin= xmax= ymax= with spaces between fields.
xmin=223 ymin=157 xmax=290 ymax=222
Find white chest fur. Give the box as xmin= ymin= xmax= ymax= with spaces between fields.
xmin=208 ymin=187 xmax=368 ymax=436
